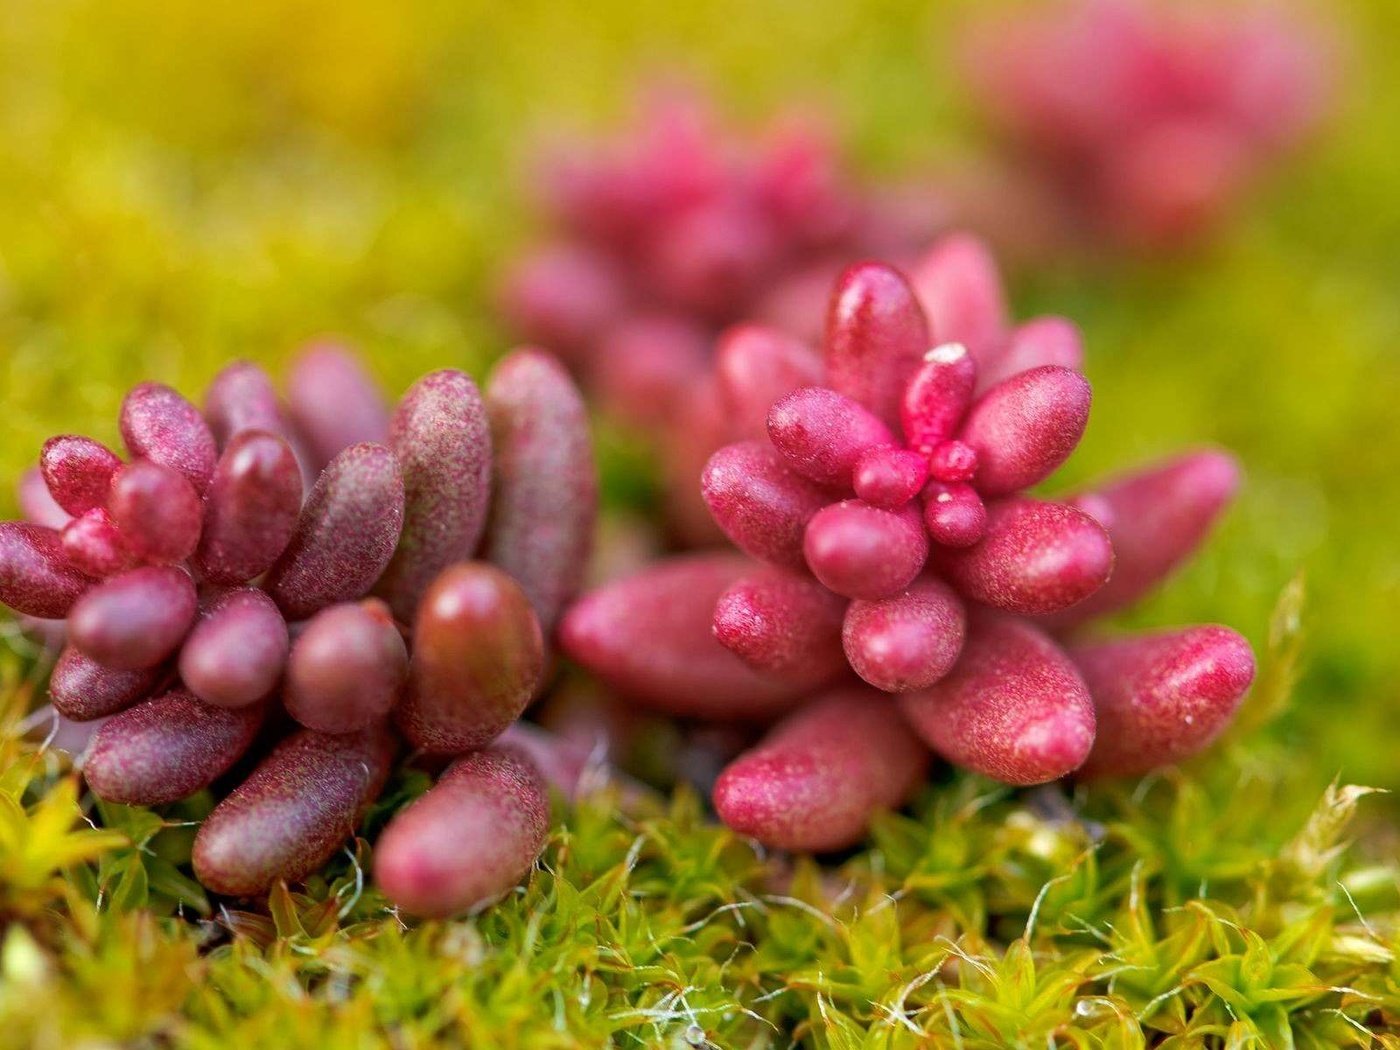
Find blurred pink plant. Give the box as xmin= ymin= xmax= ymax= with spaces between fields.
xmin=560 ymin=233 xmax=1258 ymax=849
xmin=964 ymin=0 xmax=1334 ymax=251
xmin=501 ymin=85 xmax=946 ymax=438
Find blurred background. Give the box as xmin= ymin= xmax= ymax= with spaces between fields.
xmin=0 ymin=0 xmax=1396 ymax=789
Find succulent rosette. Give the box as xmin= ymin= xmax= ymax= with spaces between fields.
xmin=1 ymin=344 xmax=599 ymax=916
xmin=500 ymin=87 xmax=945 ymax=540
xmin=562 ymin=231 xmax=1256 ymax=850
xmin=964 ymin=0 xmax=1333 ymax=250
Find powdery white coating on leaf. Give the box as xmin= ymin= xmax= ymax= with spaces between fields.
xmin=712 ymin=567 xmax=848 ymax=683
xmin=1044 ymin=448 xmax=1240 ymax=628
xmin=907 ymin=233 xmax=1010 ymax=368
xmin=934 ymin=497 xmax=1112 ymax=614
xmin=67 ymin=565 xmax=197 ymax=669
xmin=899 ymin=615 xmax=1095 ymax=784
xmin=193 ymin=431 xmax=304 ymax=586
xmin=483 ymin=348 xmax=598 ymax=636
xmin=901 ymin=342 xmax=977 ymax=451
xmin=179 ymin=589 xmax=289 ymax=709
xmin=374 ymin=745 xmax=550 ymax=918
xmin=702 ymin=441 xmax=836 ymax=571
xmin=192 ymin=726 xmax=395 ymax=898
xmin=824 ymin=262 xmax=930 ymax=428
xmin=713 ymin=688 xmax=929 ymax=851
xmin=1074 ymin=625 xmax=1256 ymax=779
xmin=285 ymin=343 xmax=391 ymax=470
xmin=40 ymin=436 xmax=123 ymax=517
xmin=842 ymin=577 xmax=966 ymax=693
xmin=203 ymin=360 xmax=294 ymax=447
xmin=119 ymin=383 xmax=218 ymax=494
xmin=2 ymin=523 xmax=102 ymax=621
xmin=108 ymin=459 xmax=204 ymax=564
xmin=49 ymin=646 xmax=160 ymax=722
xmin=285 ymin=599 xmax=408 ymax=734
xmin=84 ymin=689 xmax=267 ymax=806
xmin=766 ymin=386 xmax=895 ymax=487
xmin=377 ymin=370 xmax=494 ymax=622
xmin=560 ymin=552 xmax=812 ymax=721
xmin=714 ymin=324 xmax=824 ymax=441
xmin=960 ymin=365 xmax=1091 ymax=497
xmin=263 ymin=442 xmax=404 ymax=621
xmin=803 ymin=500 xmax=928 ymax=600
xmin=395 ymin=563 xmax=544 ymax=754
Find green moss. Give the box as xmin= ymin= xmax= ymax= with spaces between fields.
xmin=5 ymin=690 xmax=1400 ymax=1045
xmin=4 ymin=585 xmax=1400 ymax=1046
xmin=2 ymin=0 xmax=1400 ymax=1044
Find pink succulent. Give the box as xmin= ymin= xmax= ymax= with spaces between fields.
xmin=964 ymin=0 xmax=1334 ymax=250
xmin=501 ymin=86 xmax=946 ymax=537
xmin=2 ymin=344 xmax=598 ymax=914
xmin=561 ymin=231 xmax=1257 ymax=849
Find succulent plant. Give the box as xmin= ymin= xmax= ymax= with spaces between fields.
xmin=2 ymin=344 xmax=597 ymax=915
xmin=964 ymin=0 xmax=1333 ymax=250
xmin=373 ymin=745 xmax=550 ymax=918
xmin=499 ymin=86 xmax=946 ymax=541
xmin=561 ymin=231 xmax=1257 ymax=849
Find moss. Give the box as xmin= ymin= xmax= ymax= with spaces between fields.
xmin=3 ymin=586 xmax=1400 ymax=1046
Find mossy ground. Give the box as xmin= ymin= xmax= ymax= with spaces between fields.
xmin=1 ymin=0 xmax=1398 ymax=1046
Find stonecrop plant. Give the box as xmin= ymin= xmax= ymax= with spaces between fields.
xmin=500 ymin=87 xmax=944 ymax=542
xmin=562 ymin=231 xmax=1257 ymax=851
xmin=0 ymin=344 xmax=597 ymax=917
xmin=964 ymin=0 xmax=1333 ymax=251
